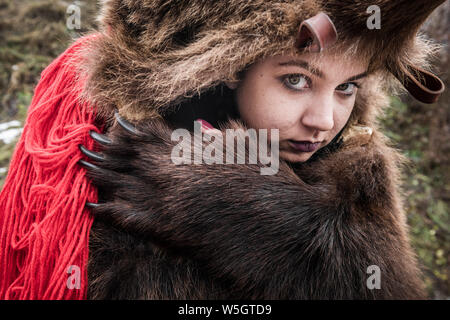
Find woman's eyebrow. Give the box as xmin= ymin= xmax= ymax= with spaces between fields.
xmin=277 ymin=60 xmax=368 ymax=83
xmin=277 ymin=60 xmax=324 ymax=78
xmin=344 ymin=72 xmax=368 ymax=82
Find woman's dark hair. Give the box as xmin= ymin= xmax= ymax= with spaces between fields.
xmin=163 ymin=83 xmax=241 ymax=131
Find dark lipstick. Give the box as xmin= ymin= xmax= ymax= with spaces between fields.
xmin=288 ymin=140 xmax=322 ymax=152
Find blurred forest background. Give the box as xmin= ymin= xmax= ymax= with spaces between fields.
xmin=0 ymin=0 xmax=448 ymax=299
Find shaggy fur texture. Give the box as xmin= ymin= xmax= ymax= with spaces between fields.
xmin=86 ymin=118 xmax=425 ymax=299
xmin=80 ymin=0 xmax=444 ymax=121
xmin=79 ymin=0 xmax=445 ymax=299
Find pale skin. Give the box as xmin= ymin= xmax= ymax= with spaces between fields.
xmin=219 ymin=50 xmax=369 ymax=163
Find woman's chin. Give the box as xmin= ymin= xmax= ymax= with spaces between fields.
xmin=279 ymin=149 xmax=315 ymax=163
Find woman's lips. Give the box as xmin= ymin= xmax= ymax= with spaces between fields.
xmin=287 ymin=140 xmax=322 ymax=152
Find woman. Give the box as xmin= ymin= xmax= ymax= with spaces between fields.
xmin=0 ymin=0 xmax=445 ymax=299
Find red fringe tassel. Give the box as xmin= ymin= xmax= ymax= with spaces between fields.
xmin=0 ymin=35 xmax=99 ymax=300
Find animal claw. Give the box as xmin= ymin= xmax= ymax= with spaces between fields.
xmin=114 ymin=110 xmax=138 ymax=135
xmin=78 ymin=159 xmax=102 ymax=171
xmin=89 ymin=130 xmax=112 ymax=145
xmin=79 ymin=144 xmax=105 ymax=162
xmin=85 ymin=201 xmax=102 ymax=209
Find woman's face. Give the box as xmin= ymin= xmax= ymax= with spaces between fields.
xmin=228 ymin=51 xmax=368 ymax=163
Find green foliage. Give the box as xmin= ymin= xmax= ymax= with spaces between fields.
xmin=379 ymin=97 xmax=450 ymax=299
xmin=0 ymin=0 xmax=98 ymax=186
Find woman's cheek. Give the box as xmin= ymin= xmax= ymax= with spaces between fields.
xmin=237 ymin=89 xmax=280 ymax=128
xmin=333 ymin=97 xmax=356 ymax=132
xmin=255 ymin=100 xmax=299 ymax=131
xmin=259 ymin=86 xmax=303 ymax=127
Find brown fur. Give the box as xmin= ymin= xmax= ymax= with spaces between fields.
xmin=78 ymin=0 xmax=445 ymax=299
xmin=86 ymin=117 xmax=425 ymax=299
xmin=79 ymin=0 xmax=444 ymax=122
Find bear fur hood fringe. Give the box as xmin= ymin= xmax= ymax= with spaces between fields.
xmin=80 ymin=0 xmax=445 ymax=123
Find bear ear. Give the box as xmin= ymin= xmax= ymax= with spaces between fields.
xmin=323 ymin=0 xmax=446 ymax=103
xmin=381 ymin=0 xmax=446 ymax=104
xmin=295 ymin=12 xmax=338 ymax=53
xmin=389 ymin=63 xmax=445 ymax=104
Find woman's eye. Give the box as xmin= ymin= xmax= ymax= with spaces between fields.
xmin=283 ymin=74 xmax=310 ymax=91
xmin=336 ymin=82 xmax=359 ymax=96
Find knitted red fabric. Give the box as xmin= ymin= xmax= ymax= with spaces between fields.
xmin=0 ymin=35 xmax=99 ymax=299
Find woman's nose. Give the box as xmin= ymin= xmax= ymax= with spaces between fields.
xmin=300 ymin=95 xmax=335 ymax=132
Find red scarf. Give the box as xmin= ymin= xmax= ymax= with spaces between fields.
xmin=0 ymin=35 xmax=99 ymax=299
